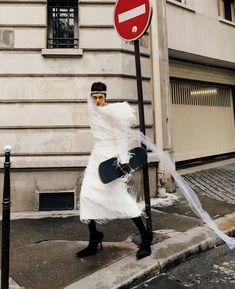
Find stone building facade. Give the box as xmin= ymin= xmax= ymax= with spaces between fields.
xmin=165 ymin=0 xmax=235 ymax=162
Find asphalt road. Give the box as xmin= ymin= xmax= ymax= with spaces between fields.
xmin=132 ymin=244 xmax=235 ymax=289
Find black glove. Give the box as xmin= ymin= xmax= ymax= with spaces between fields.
xmin=120 ymin=163 xmax=131 ymax=174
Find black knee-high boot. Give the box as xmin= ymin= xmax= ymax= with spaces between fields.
xmin=132 ymin=217 xmax=153 ymax=259
xmin=76 ymin=220 xmax=104 ymax=257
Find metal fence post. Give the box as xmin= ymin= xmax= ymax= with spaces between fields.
xmin=1 ymin=145 xmax=12 ymax=289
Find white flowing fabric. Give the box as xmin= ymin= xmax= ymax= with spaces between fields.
xmin=83 ymin=101 xmax=235 ymax=249
xmin=140 ymin=133 xmax=235 ymax=250
xmin=79 ymin=98 xmax=142 ymax=223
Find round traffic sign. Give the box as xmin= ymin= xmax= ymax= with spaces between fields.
xmin=114 ymin=0 xmax=152 ymax=41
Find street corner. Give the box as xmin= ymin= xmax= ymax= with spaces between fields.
xmin=9 ymin=240 xmax=137 ymax=289
xmin=63 ymin=252 xmax=160 ymax=289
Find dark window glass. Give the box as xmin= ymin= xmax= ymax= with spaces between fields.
xmin=223 ymin=0 xmax=233 ymax=21
xmin=47 ymin=0 xmax=78 ymax=48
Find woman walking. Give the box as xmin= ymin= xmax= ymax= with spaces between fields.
xmin=77 ymin=82 xmax=152 ymax=259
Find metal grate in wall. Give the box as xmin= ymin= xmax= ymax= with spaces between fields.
xmin=39 ymin=192 xmax=74 ymax=211
xmin=171 ymin=81 xmax=232 ymax=107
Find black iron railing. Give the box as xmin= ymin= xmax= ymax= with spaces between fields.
xmin=47 ymin=37 xmax=78 ymax=48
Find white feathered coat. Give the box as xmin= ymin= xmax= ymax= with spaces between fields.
xmin=80 ymin=101 xmax=142 ymax=223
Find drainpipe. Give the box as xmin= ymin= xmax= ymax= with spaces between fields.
xmin=150 ymin=0 xmax=173 ymax=197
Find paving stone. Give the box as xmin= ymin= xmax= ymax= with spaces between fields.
xmin=184 ymin=164 xmax=235 ymax=205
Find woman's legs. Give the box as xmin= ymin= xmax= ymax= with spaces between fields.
xmin=88 ymin=219 xmax=97 ymax=237
xmin=132 ymin=217 xmax=153 ymax=259
xmin=77 ymin=217 xmax=151 ymax=258
xmin=76 ymin=220 xmax=104 ymax=257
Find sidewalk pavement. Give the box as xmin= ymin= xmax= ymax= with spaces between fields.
xmin=2 ymin=162 xmax=235 ymax=289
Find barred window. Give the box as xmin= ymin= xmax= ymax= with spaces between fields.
xmin=47 ymin=0 xmax=78 ymax=48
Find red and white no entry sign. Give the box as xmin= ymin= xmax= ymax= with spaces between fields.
xmin=114 ymin=0 xmax=152 ymax=41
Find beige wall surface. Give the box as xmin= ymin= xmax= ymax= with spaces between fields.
xmin=13 ymin=28 xmax=46 ymax=48
xmin=80 ymin=29 xmax=121 ymax=49
xmin=172 ymin=104 xmax=235 ymax=161
xmin=169 ymin=59 xmax=235 ymax=85
xmin=0 ymin=127 xmax=154 ymax=156
xmin=0 ymin=52 xmax=151 ymax=77
xmin=166 ymin=0 xmax=235 ymax=64
xmin=0 ymin=4 xmax=46 ymax=25
xmin=0 ymin=77 xmax=152 ymax=101
xmin=0 ymin=103 xmax=153 ymax=128
xmin=0 ymin=170 xmax=83 ymax=212
xmin=188 ymin=0 xmax=219 ymax=18
xmin=80 ymin=5 xmax=114 ymax=26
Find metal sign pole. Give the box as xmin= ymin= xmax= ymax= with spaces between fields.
xmin=134 ymin=40 xmax=152 ymax=233
xmin=1 ymin=146 xmax=12 ymax=289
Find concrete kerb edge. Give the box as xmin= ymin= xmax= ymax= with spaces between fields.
xmin=118 ymin=229 xmax=235 ymax=288
xmin=6 ymin=213 xmax=235 ymax=289
xmin=113 ymin=261 xmax=161 ymax=289
xmin=63 ymin=253 xmax=161 ymax=289
xmin=118 ymin=231 xmax=217 ymax=289
xmin=73 ymin=213 xmax=235 ymax=289
xmin=126 ymin=214 xmax=235 ymax=289
xmin=156 ymin=233 xmax=220 ymax=270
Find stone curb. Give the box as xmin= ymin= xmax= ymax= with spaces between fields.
xmin=0 ymin=274 xmax=22 ymax=289
xmin=64 ymin=213 xmax=235 ymax=289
